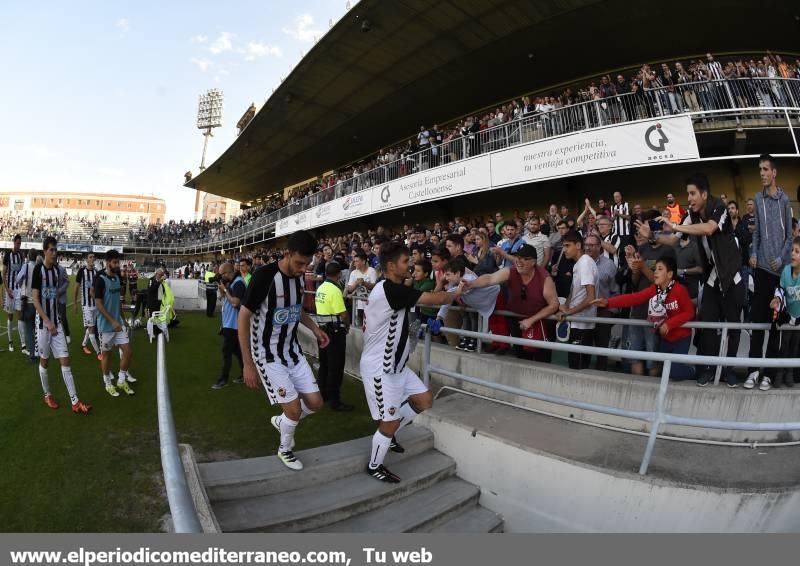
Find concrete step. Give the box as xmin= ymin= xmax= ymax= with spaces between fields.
xmin=199 ymin=426 xmax=433 ymax=502
xmin=212 ymin=450 xmax=456 ymax=532
xmin=311 ymin=477 xmax=479 ymax=533
xmin=431 ymin=506 xmax=505 ymax=533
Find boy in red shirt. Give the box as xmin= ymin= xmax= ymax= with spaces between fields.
xmin=593 ymin=255 xmax=695 ymax=380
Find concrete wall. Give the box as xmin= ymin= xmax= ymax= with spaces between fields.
xmin=414 ymin=412 xmax=800 ymax=533
xmin=299 ymin=327 xmax=800 ymax=443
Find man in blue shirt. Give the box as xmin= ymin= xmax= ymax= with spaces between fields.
xmin=492 ymin=222 xmax=525 ymax=268
xmin=212 ymin=261 xmax=246 ymax=389
xmin=94 ymin=250 xmax=134 ymax=397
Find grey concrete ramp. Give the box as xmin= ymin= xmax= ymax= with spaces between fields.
xmin=191 ymin=426 xmax=504 ymax=533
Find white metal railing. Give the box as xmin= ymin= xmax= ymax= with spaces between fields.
xmin=37 ymin=76 xmax=800 ymax=255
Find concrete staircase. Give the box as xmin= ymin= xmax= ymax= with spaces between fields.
xmin=193 ymin=427 xmax=503 ymax=533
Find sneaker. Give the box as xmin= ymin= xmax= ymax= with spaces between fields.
xmin=211 ymin=380 xmax=228 ymax=390
xmin=71 ymin=400 xmax=92 ymax=414
xmin=389 ymin=437 xmax=405 ymax=453
xmin=329 ymin=400 xmax=354 ymax=412
xmin=82 ymin=346 xmax=93 ymax=355
xmin=278 ymin=450 xmax=303 ymax=471
xmin=233 ymin=377 xmax=244 ymax=384
xmin=21 ymin=347 xmax=29 ymax=356
xmin=117 ymin=382 xmax=135 ymax=396
xmin=8 ymin=344 xmax=14 ymax=352
xmin=456 ymin=338 xmax=468 ymax=350
xmin=759 ymin=377 xmax=772 ymax=391
xmin=66 ymin=336 xmax=71 ymax=345
xmin=125 ymin=373 xmax=137 ymax=383
xmin=727 ymin=381 xmax=738 ymax=389
xmin=105 ymin=384 xmax=119 ymax=397
xmin=696 ymin=373 xmax=710 ymax=387
xmin=44 ymin=394 xmax=59 ymax=410
xmin=366 ymin=464 xmax=401 ymax=483
xmin=270 ymin=415 xmax=294 ymax=450
xmin=743 ymin=371 xmax=759 ymax=390
xmin=464 ymin=339 xmax=477 ymax=352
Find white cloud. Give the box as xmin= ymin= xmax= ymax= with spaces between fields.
xmin=208 ymin=32 xmax=234 ymax=55
xmin=242 ymin=41 xmax=282 ymax=61
xmin=116 ymin=18 xmax=129 ymax=33
xmin=283 ymin=14 xmax=320 ymax=42
xmin=191 ymin=58 xmax=212 ymax=72
xmin=191 ymin=34 xmax=208 ymax=44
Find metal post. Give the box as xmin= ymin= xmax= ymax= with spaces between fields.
xmin=639 ymin=360 xmax=671 ymax=476
xmin=713 ymin=327 xmax=728 ymax=386
xmin=422 ymin=328 xmax=432 ymax=387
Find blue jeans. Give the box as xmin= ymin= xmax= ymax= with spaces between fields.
xmin=659 ymin=336 xmax=694 ymax=380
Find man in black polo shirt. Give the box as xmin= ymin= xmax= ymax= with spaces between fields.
xmin=642 ymin=173 xmax=743 ymax=387
xmin=410 ymin=225 xmax=433 ymax=260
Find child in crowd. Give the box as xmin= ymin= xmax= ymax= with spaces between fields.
xmin=436 ymin=258 xmax=501 ymax=352
xmin=592 ymin=256 xmax=695 ymax=380
xmin=769 ymin=236 xmax=800 ymax=389
xmin=413 ymin=259 xmax=438 ymax=321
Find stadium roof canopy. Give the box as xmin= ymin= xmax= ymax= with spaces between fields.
xmin=186 ymin=0 xmax=799 ymax=203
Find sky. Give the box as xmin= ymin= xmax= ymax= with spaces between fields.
xmin=0 ymin=0 xmax=352 ymax=220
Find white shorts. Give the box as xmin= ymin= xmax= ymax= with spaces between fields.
xmin=82 ymin=306 xmax=97 ymax=328
xmin=4 ymin=289 xmax=21 ymax=314
xmin=363 ymin=367 xmax=428 ymax=422
xmin=100 ymin=330 xmax=130 ymax=352
xmin=255 ymin=356 xmax=318 ymax=405
xmin=35 ymin=322 xmax=69 ymax=360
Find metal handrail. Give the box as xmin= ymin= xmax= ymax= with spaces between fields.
xmin=421 ymin=326 xmax=800 ymax=476
xmin=156 ymin=331 xmax=203 ymax=533
xmin=24 ymin=77 xmax=800 ymax=254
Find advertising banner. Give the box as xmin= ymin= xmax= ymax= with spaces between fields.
xmin=370 ymin=156 xmax=491 ymax=213
xmin=490 ymin=115 xmax=700 ymax=187
xmin=92 ymin=245 xmax=124 ymax=253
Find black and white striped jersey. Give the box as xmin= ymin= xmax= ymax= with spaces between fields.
xmin=243 ymin=262 xmax=305 ymax=366
xmin=360 ymin=280 xmax=423 ymax=377
xmin=75 ymin=266 xmax=99 ymax=307
xmin=3 ymin=250 xmax=24 ymax=291
xmin=31 ymin=263 xmax=61 ymax=328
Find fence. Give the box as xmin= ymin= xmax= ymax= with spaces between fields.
xmin=419 ymin=324 xmax=800 ymax=476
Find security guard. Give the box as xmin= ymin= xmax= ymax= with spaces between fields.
xmin=203 ymin=265 xmax=218 ymax=317
xmin=315 ymin=262 xmax=353 ymax=412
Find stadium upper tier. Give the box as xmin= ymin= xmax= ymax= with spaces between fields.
xmin=184 ymin=0 xmax=800 ymax=204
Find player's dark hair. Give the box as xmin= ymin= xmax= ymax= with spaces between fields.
xmin=106 ymin=249 xmax=121 ymax=261
xmin=562 ymin=230 xmax=583 ymax=247
xmin=379 ymin=240 xmax=409 ymax=272
xmin=444 ymin=258 xmax=467 ymax=276
xmin=287 ymin=230 xmax=318 ymax=257
xmin=42 ymin=236 xmax=57 ymax=252
xmin=85 ymin=252 xmax=95 ymax=259
xmin=759 ymin=153 xmax=776 ymax=170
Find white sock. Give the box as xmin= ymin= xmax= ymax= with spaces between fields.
xmin=17 ymin=321 xmax=25 ymax=349
xmin=369 ymin=430 xmax=392 ymax=470
xmin=103 ymin=373 xmax=113 ymax=386
xmin=279 ymin=415 xmax=298 ymax=453
xmin=396 ymin=400 xmax=420 ymax=433
xmin=89 ymin=333 xmax=100 ymax=354
xmin=61 ymin=366 xmax=79 ymax=405
xmin=38 ymin=366 xmax=51 ymax=396
xmin=82 ymin=329 xmax=89 ymax=347
xmin=6 ymin=321 xmax=11 ymax=344
xmin=117 ymin=370 xmax=128 ymax=386
xmin=299 ymin=399 xmax=315 ymax=420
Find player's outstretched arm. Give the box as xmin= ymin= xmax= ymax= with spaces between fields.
xmin=237 ymin=306 xmax=259 ymax=389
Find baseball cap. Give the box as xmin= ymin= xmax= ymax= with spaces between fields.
xmin=514 ymin=244 xmax=538 ymax=260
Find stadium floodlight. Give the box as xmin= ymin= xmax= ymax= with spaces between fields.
xmin=196 ymin=88 xmax=224 ymax=171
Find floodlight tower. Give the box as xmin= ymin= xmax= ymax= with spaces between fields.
xmin=195 ymin=88 xmax=224 ymax=219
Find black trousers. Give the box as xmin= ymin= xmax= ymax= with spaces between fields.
xmin=133 ymin=293 xmax=148 ymax=318
xmin=318 ymin=326 xmax=347 ymax=402
xmin=592 ymin=310 xmax=613 ymax=371
xmin=205 ymin=290 xmax=217 ymax=317
xmin=698 ymin=282 xmax=744 ymax=380
xmin=568 ymin=327 xmax=594 ymax=370
xmin=219 ymin=328 xmax=243 ymax=382
xmin=747 ymin=269 xmax=781 ymax=377
xmin=506 ymin=316 xmax=552 ymax=363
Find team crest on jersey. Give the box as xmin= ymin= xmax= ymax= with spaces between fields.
xmin=278 ymin=388 xmax=287 ymax=397
xmin=273 ymin=304 xmax=301 ymax=325
xmin=387 ymin=407 xmax=396 ymax=416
